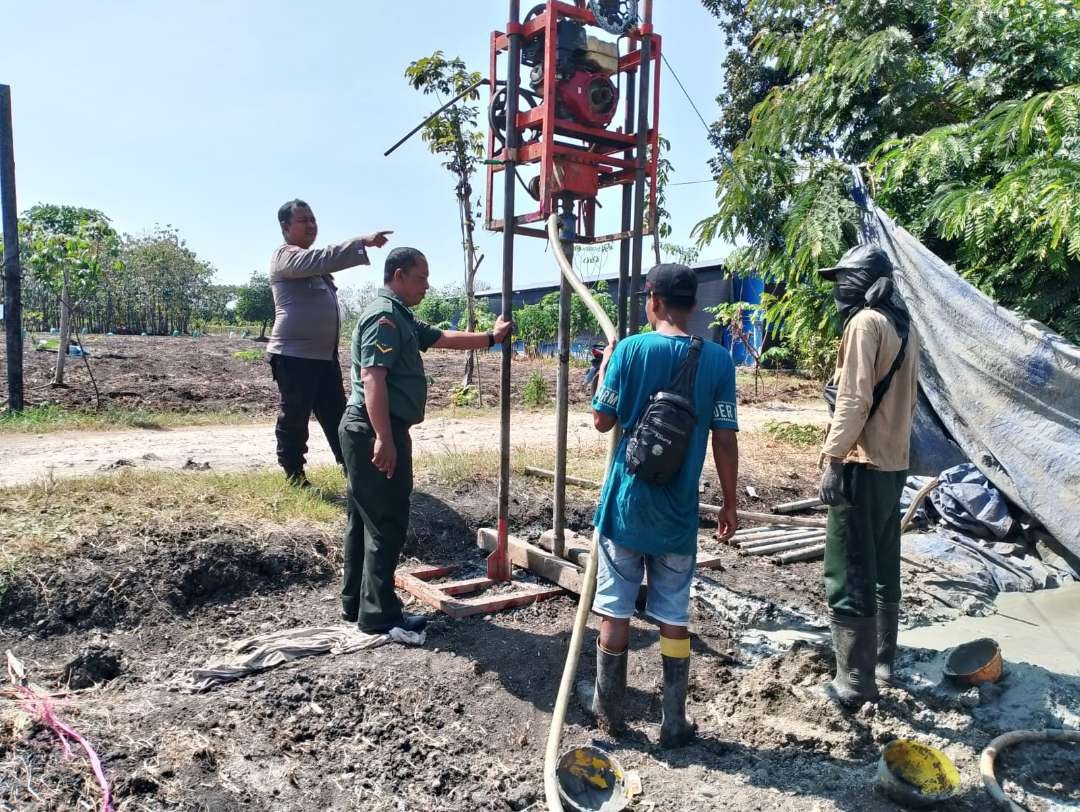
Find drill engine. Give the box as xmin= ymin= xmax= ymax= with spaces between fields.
xmin=521 ymin=13 xmax=619 ymax=129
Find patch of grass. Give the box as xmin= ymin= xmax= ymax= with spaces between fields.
xmin=450 ymin=385 xmax=479 ymax=408
xmin=763 ymin=419 xmax=827 ymax=447
xmin=522 ymin=371 xmax=550 ymax=406
xmin=0 ymin=404 xmax=261 ymax=434
xmin=232 ymin=350 xmax=265 ymax=362
xmin=0 ymin=466 xmax=349 ymax=569
xmin=417 ymin=442 xmax=608 ymax=491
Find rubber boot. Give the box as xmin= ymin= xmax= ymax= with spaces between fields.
xmin=659 ymin=654 xmax=696 ymax=748
xmin=575 ymin=642 xmax=627 ymax=736
xmin=823 ymin=613 xmax=879 ymax=708
xmin=876 ymin=602 xmax=900 ymax=685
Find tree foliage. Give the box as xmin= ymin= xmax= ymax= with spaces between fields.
xmin=513 ymin=281 xmax=617 ymax=354
xmin=235 ymin=271 xmax=275 ymax=338
xmin=698 ymin=0 xmax=1080 ymax=358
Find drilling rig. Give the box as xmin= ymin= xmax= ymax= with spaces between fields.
xmin=485 ymin=0 xmax=660 ymax=579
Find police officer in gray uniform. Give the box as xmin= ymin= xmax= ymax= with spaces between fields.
xmin=265 ymin=199 xmax=391 ymax=486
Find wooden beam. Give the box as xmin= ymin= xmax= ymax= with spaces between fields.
xmin=478 ymin=528 xmax=586 ymax=593
xmin=396 ymin=567 xmax=563 ymax=619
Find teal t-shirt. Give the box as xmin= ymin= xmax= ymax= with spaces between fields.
xmin=592 ymin=332 xmax=739 ymax=556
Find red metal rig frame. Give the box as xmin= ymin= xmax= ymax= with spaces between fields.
xmin=485 ymin=0 xmax=661 ymax=243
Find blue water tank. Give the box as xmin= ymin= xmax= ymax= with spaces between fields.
xmin=726 ymin=275 xmax=766 ymax=366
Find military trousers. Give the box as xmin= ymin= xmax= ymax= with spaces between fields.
xmin=339 ymin=407 xmax=413 ymax=631
xmin=823 ymin=463 xmax=907 ymax=618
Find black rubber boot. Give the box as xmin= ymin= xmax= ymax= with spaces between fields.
xmin=876 ymin=602 xmax=900 ymax=685
xmin=575 ymin=642 xmax=627 ymax=736
xmin=659 ymin=654 xmax=696 ymax=748
xmin=284 ymin=469 xmax=311 ymax=489
xmin=823 ymin=612 xmax=879 ymax=708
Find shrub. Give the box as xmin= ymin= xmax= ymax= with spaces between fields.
xmin=522 ymin=371 xmax=550 ymax=406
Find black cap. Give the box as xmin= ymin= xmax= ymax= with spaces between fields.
xmin=638 ymin=263 xmax=697 ymax=306
xmin=818 ymin=244 xmax=893 ymax=282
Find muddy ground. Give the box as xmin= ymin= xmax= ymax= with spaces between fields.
xmin=2 ymin=470 xmax=1076 ymax=811
xmin=0 ymin=333 xmax=818 ymax=415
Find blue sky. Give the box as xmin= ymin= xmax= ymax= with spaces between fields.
xmin=4 ymin=1 xmax=729 ymax=291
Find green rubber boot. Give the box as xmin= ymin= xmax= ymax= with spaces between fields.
xmin=823 ymin=612 xmax=879 ymax=708
xmin=659 ymin=654 xmax=696 ymax=748
xmin=876 ymin=602 xmax=900 ymax=685
xmin=575 ymin=642 xmax=627 ymax=736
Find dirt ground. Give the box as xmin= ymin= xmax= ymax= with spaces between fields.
xmin=0 ymin=333 xmax=819 ymax=415
xmin=3 ymin=466 xmax=1077 ymax=810
xmin=3 ymin=334 xmax=1075 ymax=811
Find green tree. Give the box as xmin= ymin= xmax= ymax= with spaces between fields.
xmin=697 ymin=0 xmax=1080 ymax=359
xmin=21 ymin=205 xmax=121 ymax=385
xmin=235 ymin=271 xmax=275 ymax=339
xmin=405 ymin=51 xmax=486 ymax=388
xmin=118 ymin=226 xmax=215 ymax=336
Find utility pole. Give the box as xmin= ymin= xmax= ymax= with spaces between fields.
xmin=1 ymin=85 xmax=23 ymax=412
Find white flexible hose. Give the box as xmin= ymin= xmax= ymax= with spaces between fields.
xmin=543 ymin=213 xmax=620 ymax=812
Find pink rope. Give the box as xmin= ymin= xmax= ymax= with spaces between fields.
xmin=18 ymin=686 xmax=113 ymax=812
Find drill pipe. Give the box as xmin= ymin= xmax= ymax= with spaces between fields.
xmin=543 ymin=213 xmax=618 ymax=812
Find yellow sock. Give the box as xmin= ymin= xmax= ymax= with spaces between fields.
xmin=660 ymin=635 xmax=690 ymax=658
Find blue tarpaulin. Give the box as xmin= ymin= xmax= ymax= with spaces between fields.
xmin=852 ymin=170 xmax=1080 ymax=557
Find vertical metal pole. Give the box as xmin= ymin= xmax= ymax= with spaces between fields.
xmin=0 ymin=86 xmax=23 ymax=413
xmin=617 ymin=42 xmax=637 ymax=340
xmin=627 ymin=10 xmax=653 ymax=335
xmin=553 ymin=200 xmax=574 ymax=558
xmin=491 ymin=0 xmax=522 ymax=583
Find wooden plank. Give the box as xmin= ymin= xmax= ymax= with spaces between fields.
xmin=771 ymin=497 xmax=824 ymax=514
xmin=478 ymin=528 xmax=586 ymax=593
xmin=777 ymin=543 xmax=826 ymax=563
xmin=396 ymin=568 xmax=564 ymax=619
xmin=407 ymin=564 xmax=458 ymax=580
xmin=395 ymin=571 xmax=471 ymax=616
xmin=449 ymin=584 xmax=566 ymax=617
xmin=437 ymin=577 xmax=494 ymax=596
xmin=742 ymin=536 xmax=826 ymax=556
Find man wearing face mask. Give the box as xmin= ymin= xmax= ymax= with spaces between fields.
xmin=816 ymin=244 xmax=920 ymax=707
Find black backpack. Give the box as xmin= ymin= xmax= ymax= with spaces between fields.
xmin=625 ymin=336 xmax=704 ymax=486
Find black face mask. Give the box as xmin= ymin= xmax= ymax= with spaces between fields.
xmin=833 ymin=270 xmax=911 ymax=338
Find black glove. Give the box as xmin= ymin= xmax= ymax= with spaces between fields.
xmin=818 ymin=460 xmax=847 ymax=506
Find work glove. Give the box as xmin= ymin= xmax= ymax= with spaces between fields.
xmin=818 ymin=459 xmax=847 ymax=506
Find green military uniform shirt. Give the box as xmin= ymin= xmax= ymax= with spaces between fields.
xmin=348 ymin=288 xmax=443 ymax=425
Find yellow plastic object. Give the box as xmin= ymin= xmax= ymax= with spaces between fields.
xmin=556 ymin=746 xmax=629 ymax=812
xmin=877 ymin=739 xmax=962 ymax=807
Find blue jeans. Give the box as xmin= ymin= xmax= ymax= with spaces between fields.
xmin=593 ymin=536 xmax=696 ymax=626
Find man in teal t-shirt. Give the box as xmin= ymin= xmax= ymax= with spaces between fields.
xmin=579 ymin=263 xmax=739 ymax=748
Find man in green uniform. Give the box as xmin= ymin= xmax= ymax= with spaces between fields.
xmin=340 ymin=247 xmax=512 ymax=633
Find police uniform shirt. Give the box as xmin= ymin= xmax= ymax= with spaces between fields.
xmin=348 ymin=288 xmax=443 ymax=425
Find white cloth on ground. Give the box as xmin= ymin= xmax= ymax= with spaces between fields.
xmin=177 ymin=624 xmax=425 ymax=692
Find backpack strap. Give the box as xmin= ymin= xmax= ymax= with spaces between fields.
xmin=669 ymin=336 xmax=704 ymax=399
xmin=868 ymin=335 xmax=908 ymax=419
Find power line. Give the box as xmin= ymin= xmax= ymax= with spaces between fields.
xmin=668 ymin=179 xmax=716 ymax=186
xmin=660 ymin=52 xmax=713 ymax=136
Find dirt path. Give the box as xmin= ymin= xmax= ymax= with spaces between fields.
xmin=0 ymin=400 xmax=828 ymax=488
